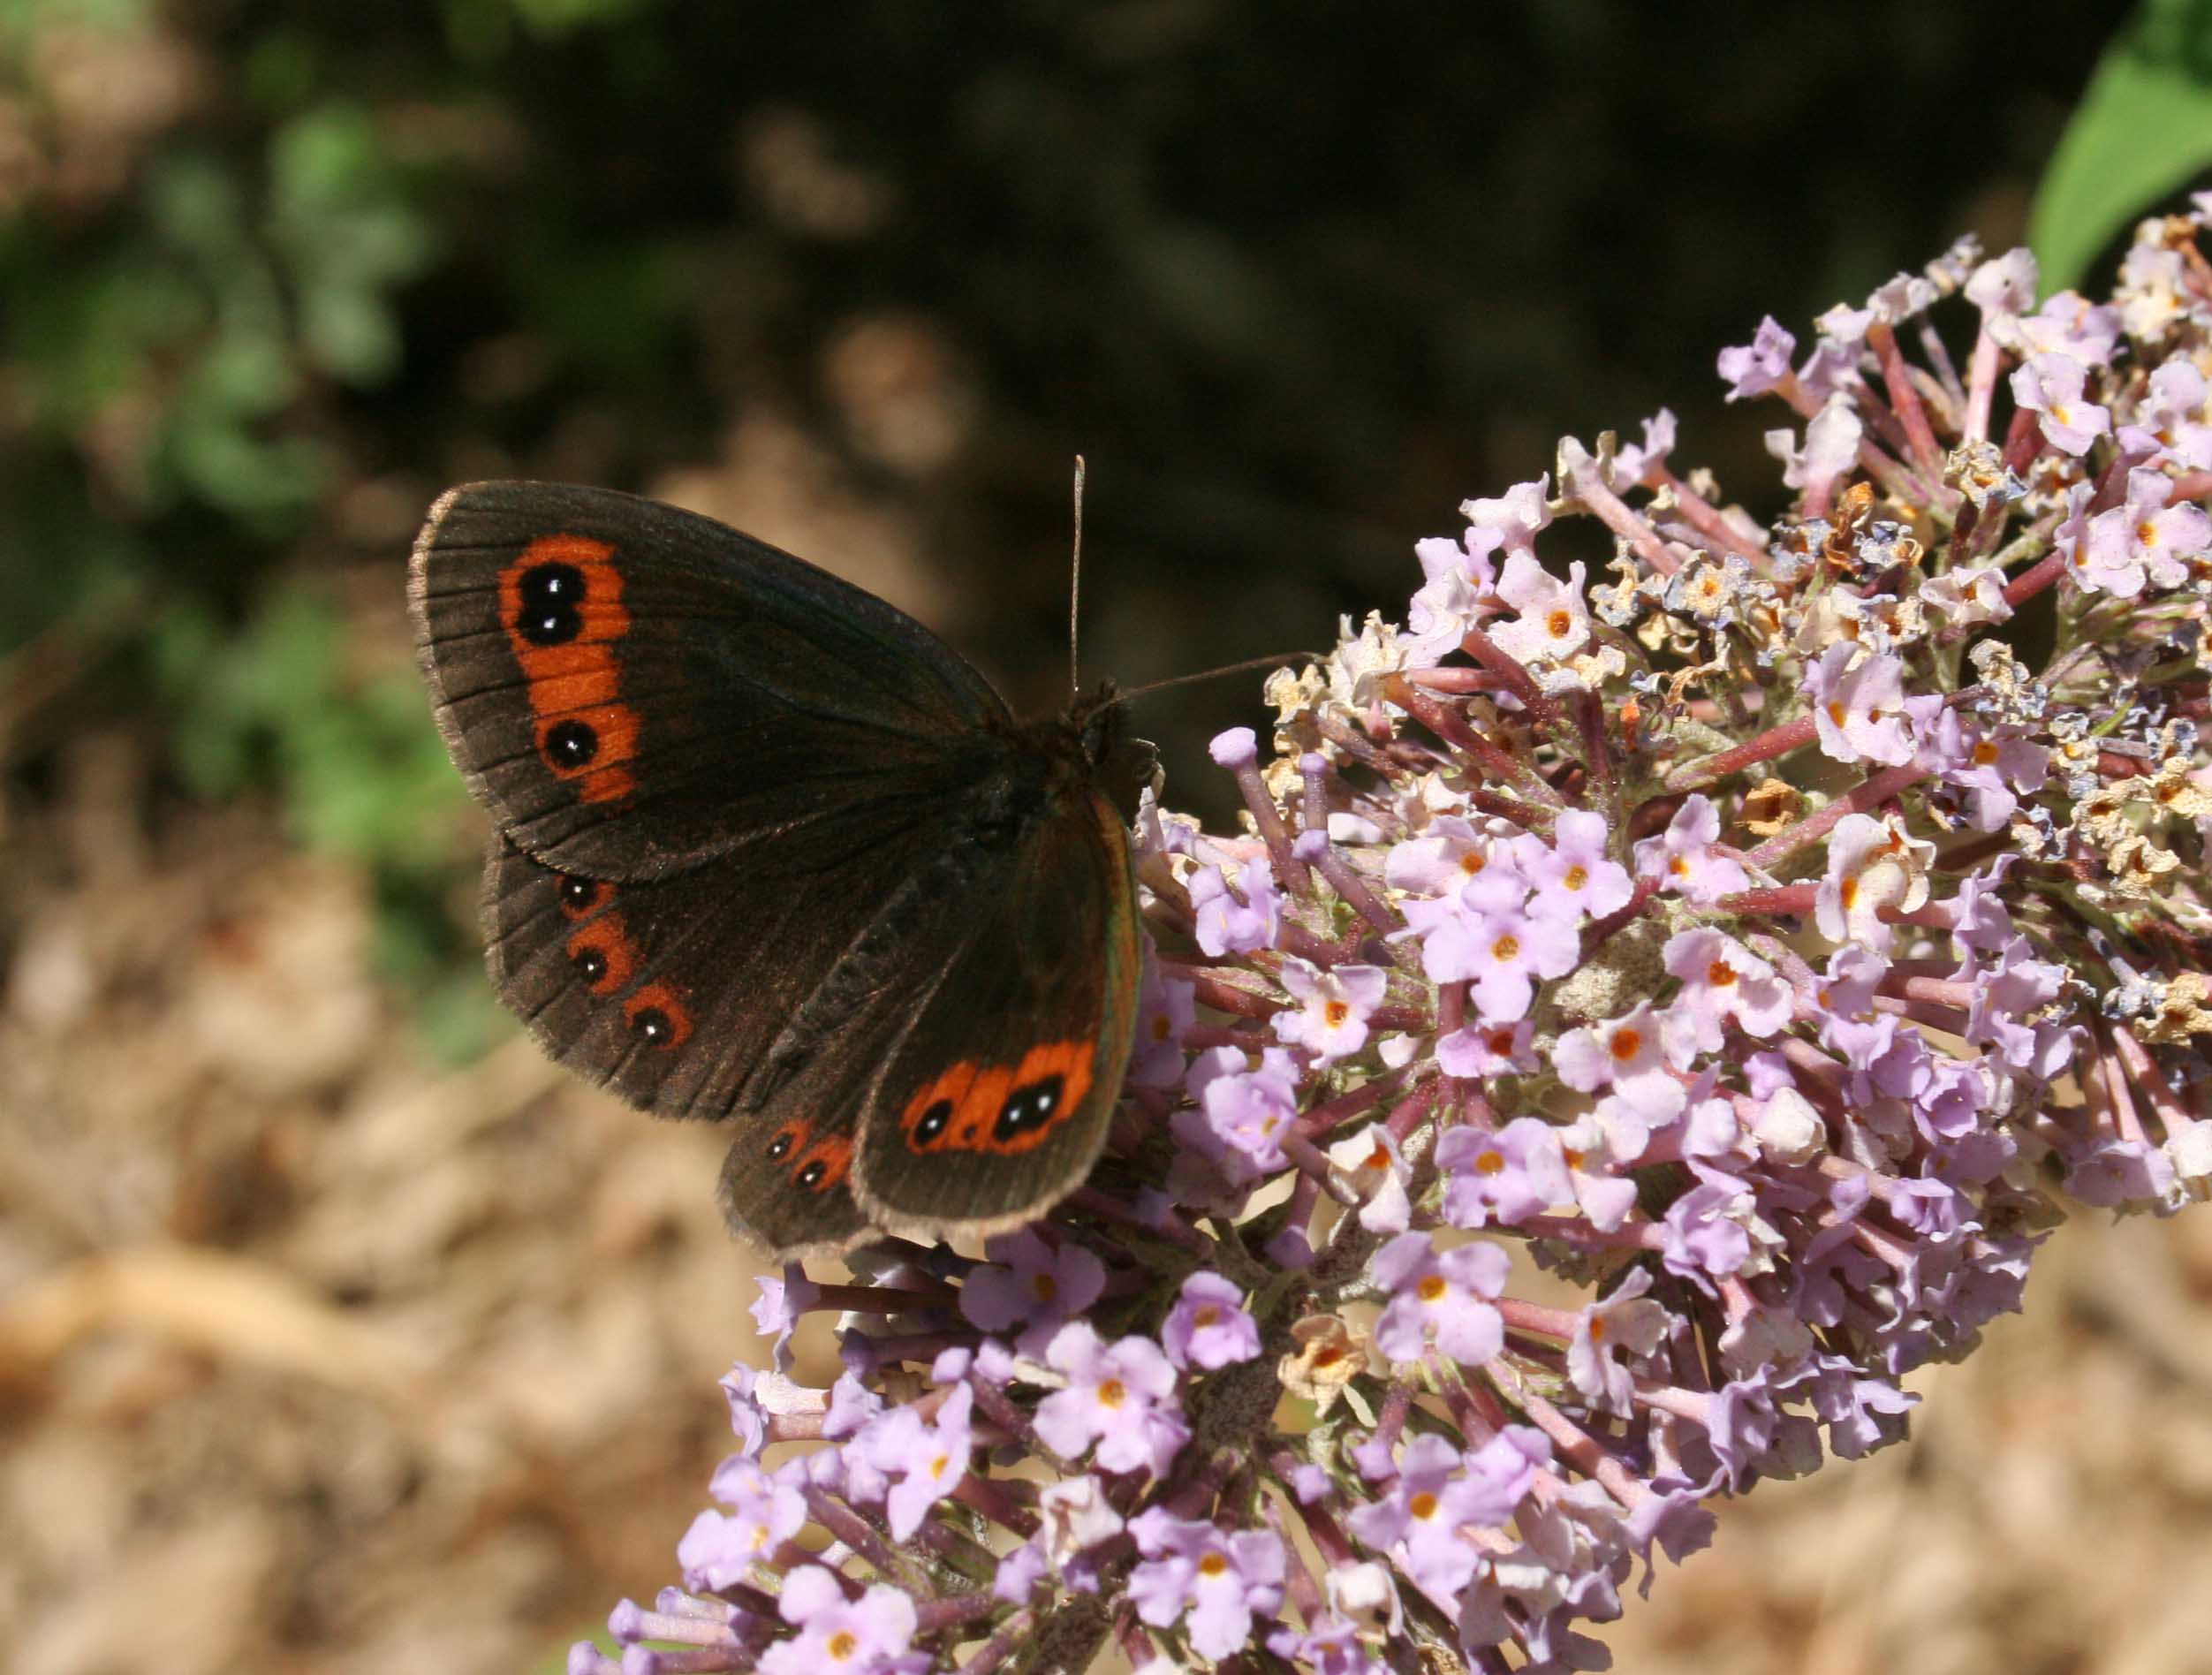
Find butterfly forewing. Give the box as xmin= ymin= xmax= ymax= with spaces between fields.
xmin=411 ymin=481 xmax=1009 ymax=879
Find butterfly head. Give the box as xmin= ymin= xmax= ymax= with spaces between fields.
xmin=1067 ymin=679 xmax=1156 ymax=822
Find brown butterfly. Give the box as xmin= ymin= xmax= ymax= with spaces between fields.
xmin=409 ymin=481 xmax=1148 ymax=1258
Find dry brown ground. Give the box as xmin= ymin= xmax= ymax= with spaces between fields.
xmin=7 ymin=784 xmax=2212 ymax=1675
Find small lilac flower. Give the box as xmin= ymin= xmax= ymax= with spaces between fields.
xmin=677 ymin=1456 xmax=807 ymax=1589
xmin=1435 ymin=1016 xmax=1537 ymax=1079
xmin=1372 ymin=1231 xmax=1510 ymax=1365
xmin=1663 ymin=928 xmax=1792 ymax=1050
xmin=2118 ymin=357 xmax=2212 ymax=469
xmin=2075 ymin=466 xmax=2211 ymax=596
xmin=1410 ymin=893 xmax=1578 ymax=1023
xmin=1034 ymin=1323 xmax=1189 ymax=1476
xmin=1519 ymin=807 xmax=1632 ymax=921
xmin=1187 ymin=1042 xmax=1301 ymax=1173
xmin=1131 ymin=967 xmax=1197 ymax=1088
xmin=2013 ymin=289 xmax=2121 ymax=367
xmin=1634 ymin=792 xmax=1750 ymax=905
xmin=960 ymin=1229 xmax=1105 ymax=1350
xmin=1345 ymin=1433 xmax=1486 ymax=1598
xmin=1190 ymin=854 xmax=1283 ymax=957
xmin=1610 ymin=407 xmax=1678 ymax=486
xmin=1555 ymin=1002 xmax=1693 ymax=1126
xmin=1269 ymin=1618 xmax=1391 ymax=1675
xmin=1718 ymin=315 xmax=1796 ymax=399
xmin=1768 ymin=396 xmax=1861 ymax=504
xmin=1273 ymin=958 xmax=1388 ymax=1060
xmin=750 ymin=1265 xmax=820 ymax=1371
xmin=1461 ymin=474 xmax=1552 ymax=556
xmin=2011 ymin=352 xmax=2112 ymax=455
xmin=1567 ymin=1269 xmax=1670 ymax=1412
xmin=1815 ymin=813 xmax=1930 ymax=951
xmin=1966 ymin=246 xmax=2037 ymax=317
xmin=1162 ymin=1271 xmax=1261 ymax=1370
xmin=1805 ymin=643 xmax=1914 ymax=766
xmin=1660 ymin=1166 xmax=1755 ymax=1283
xmin=1384 ymin=815 xmax=1518 ymax=896
xmin=1436 ymin=1117 xmax=1572 ymax=1228
xmin=850 ymin=1385 xmax=973 ymax=1540
xmin=757 ymin=1567 xmax=923 ymax=1675
xmin=1553 ymin=1111 xmax=1642 ymax=1231
xmin=1928 ymin=710 xmax=2050 ymax=830
xmin=1488 ymin=551 xmax=1592 ymax=667
xmin=1126 ymin=1510 xmax=1286 ymax=1662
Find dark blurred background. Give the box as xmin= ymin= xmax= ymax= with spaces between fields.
xmin=14 ymin=4 xmax=2212 ymax=1673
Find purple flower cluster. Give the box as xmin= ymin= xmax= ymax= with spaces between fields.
xmin=573 ymin=210 xmax=2212 ymax=1672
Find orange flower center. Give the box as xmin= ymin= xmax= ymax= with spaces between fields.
xmin=1609 ymin=1027 xmax=1644 ymax=1061
xmin=1199 ymin=1552 xmax=1230 ymax=1578
xmin=1708 ymin=960 xmax=1738 ymax=986
xmin=1547 ymin=609 xmax=1574 ymax=639
xmin=1492 ymin=933 xmax=1521 ymax=962
xmin=1324 ymin=999 xmax=1351 ymax=1027
xmin=1097 ymin=1377 xmax=1126 ymax=1407
xmin=1563 ymin=864 xmax=1588 ymax=891
xmin=1409 ymin=1490 xmax=1440 ymax=1520
xmin=1418 ymin=1275 xmax=1448 ymax=1302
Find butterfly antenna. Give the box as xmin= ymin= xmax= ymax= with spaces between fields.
xmin=1107 ymin=649 xmax=1323 ymax=708
xmin=1069 ymin=455 xmax=1086 ymax=698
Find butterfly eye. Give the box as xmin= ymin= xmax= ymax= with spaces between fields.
xmin=767 ymin=1129 xmax=797 ymax=1162
xmin=796 ymin=1159 xmax=829 ymax=1189
xmin=572 ymin=946 xmax=609 ymax=985
xmin=631 ymin=1007 xmax=673 ymax=1044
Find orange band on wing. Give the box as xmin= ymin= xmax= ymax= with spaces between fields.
xmin=497 ymin=534 xmax=640 ymax=805
xmin=898 ymin=1037 xmax=1096 ymax=1156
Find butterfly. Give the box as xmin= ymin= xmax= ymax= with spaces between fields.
xmin=408 ymin=481 xmax=1151 ymax=1259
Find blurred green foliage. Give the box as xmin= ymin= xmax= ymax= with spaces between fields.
xmin=2033 ymin=0 xmax=2212 ymax=288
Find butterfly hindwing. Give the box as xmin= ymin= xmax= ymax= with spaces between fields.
xmin=411 ymin=481 xmax=1009 ymax=880
xmin=852 ymin=788 xmax=1140 ymax=1239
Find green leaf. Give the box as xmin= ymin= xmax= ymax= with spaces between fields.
xmin=2030 ymin=0 xmax=2212 ymax=291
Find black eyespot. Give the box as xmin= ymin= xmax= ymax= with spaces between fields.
xmin=559 ymin=875 xmax=599 ymax=912
xmin=517 ymin=562 xmax=587 ymax=646
xmin=545 ymin=720 xmax=599 ymax=768
xmin=914 ymin=1098 xmax=955 ymax=1145
xmin=993 ymin=1074 xmax=1064 ymax=1142
xmin=797 ymin=1159 xmax=829 ymax=1190
xmin=572 ymin=946 xmax=608 ymax=984
xmin=631 ymin=1006 xmax=672 ymax=1045
xmin=767 ymin=1131 xmax=795 ymax=1162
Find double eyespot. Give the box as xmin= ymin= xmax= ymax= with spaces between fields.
xmin=766 ymin=1118 xmax=852 ymax=1193
xmin=898 ymin=1040 xmax=1095 ymax=1156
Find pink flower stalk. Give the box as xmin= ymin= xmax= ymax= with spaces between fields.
xmin=574 ymin=216 xmax=2212 ymax=1675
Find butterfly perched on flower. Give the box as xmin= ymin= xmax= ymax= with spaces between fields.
xmin=409 ymin=481 xmax=1150 ymax=1257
